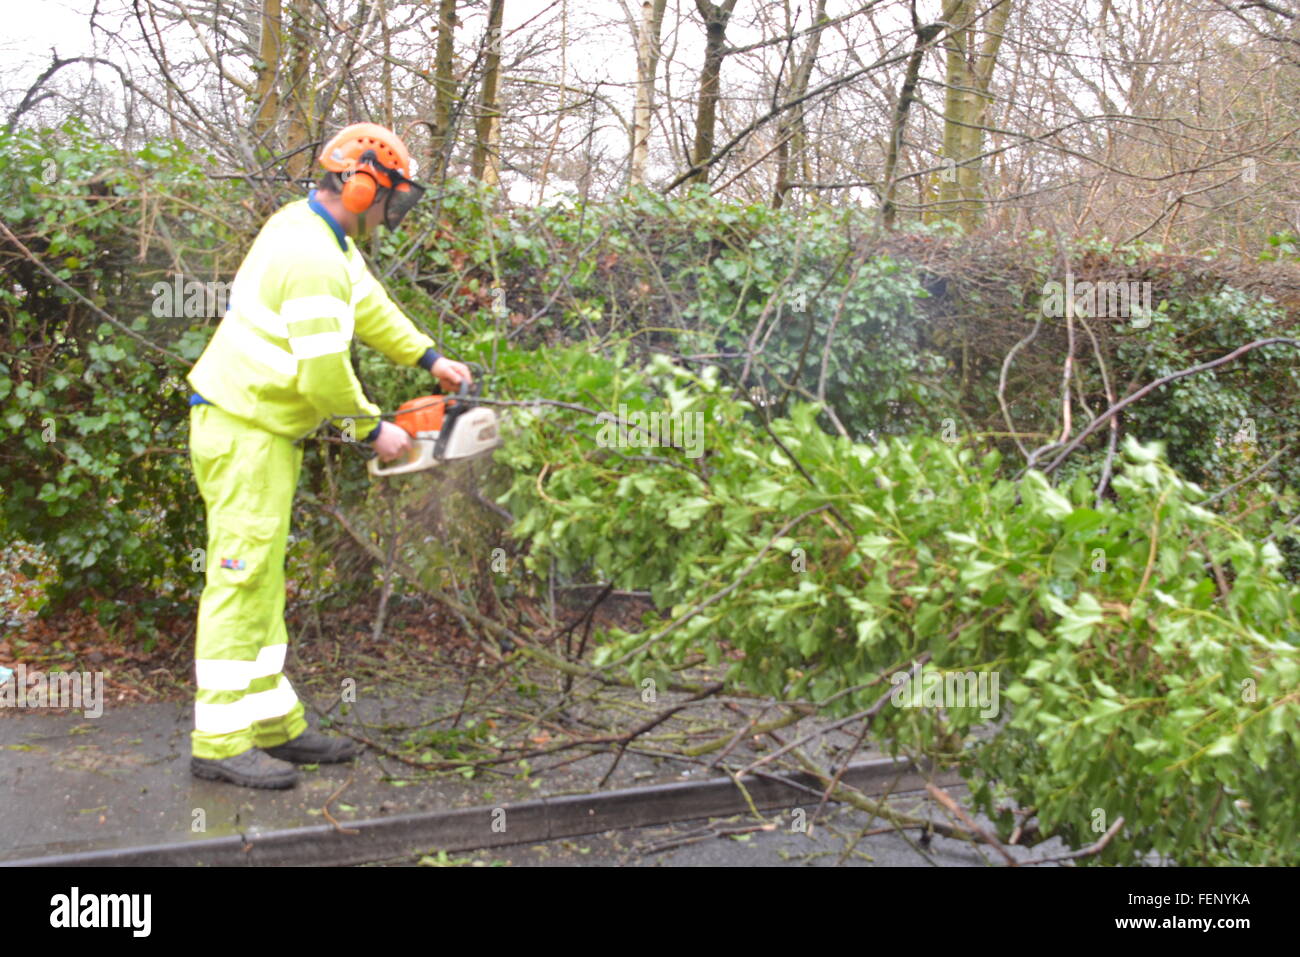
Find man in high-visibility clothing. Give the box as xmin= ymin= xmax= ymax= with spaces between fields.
xmin=186 ymin=123 xmax=471 ymax=788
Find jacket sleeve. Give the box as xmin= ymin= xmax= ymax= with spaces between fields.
xmin=351 ymin=262 xmax=441 ymax=370
xmin=280 ymin=266 xmax=383 ymax=442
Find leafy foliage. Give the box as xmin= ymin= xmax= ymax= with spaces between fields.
xmin=0 ymin=120 xmax=246 ymax=615
xmin=495 ymin=348 xmax=1300 ymax=865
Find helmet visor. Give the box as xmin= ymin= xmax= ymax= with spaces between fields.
xmin=358 ymin=150 xmax=427 ymax=230
xmin=384 ymin=179 xmax=426 ymax=230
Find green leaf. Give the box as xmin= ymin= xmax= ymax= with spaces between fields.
xmin=856 ymin=534 xmax=893 ymax=560
xmin=665 ymin=496 xmax=712 ymax=528
xmin=1004 ymin=682 xmax=1032 ymax=705
xmin=1205 ymin=735 xmax=1237 ymax=757
xmin=1055 ymin=592 xmax=1104 ymax=646
xmin=855 ymin=615 xmax=882 ymax=646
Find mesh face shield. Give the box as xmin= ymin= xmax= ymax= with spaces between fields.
xmin=383 ymin=179 xmax=426 ymax=230
xmin=359 ymin=150 xmax=426 ymax=230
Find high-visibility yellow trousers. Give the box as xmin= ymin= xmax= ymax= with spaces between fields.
xmin=188 ymin=403 xmax=308 ymax=760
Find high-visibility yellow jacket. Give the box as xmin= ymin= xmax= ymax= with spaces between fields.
xmin=187 ymin=191 xmax=439 ymax=441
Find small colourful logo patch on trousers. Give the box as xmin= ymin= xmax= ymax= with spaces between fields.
xmin=219 ymin=557 xmax=246 ymax=570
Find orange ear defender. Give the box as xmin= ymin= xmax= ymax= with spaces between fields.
xmin=340 ymin=167 xmax=378 ymax=214
xmin=319 ymin=124 xmax=426 ymax=229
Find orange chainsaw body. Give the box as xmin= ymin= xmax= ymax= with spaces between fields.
xmin=394 ymin=395 xmax=449 ymax=436
xmin=368 ymin=389 xmax=501 ymax=478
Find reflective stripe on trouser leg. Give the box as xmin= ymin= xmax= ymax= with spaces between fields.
xmin=189 ymin=404 xmax=307 ymax=760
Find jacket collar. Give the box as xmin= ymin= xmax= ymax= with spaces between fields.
xmin=307 ymin=189 xmax=349 ymax=253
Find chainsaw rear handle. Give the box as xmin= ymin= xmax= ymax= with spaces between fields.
xmin=367 ymin=437 xmax=438 ymax=477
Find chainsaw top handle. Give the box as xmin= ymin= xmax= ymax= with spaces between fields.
xmin=449 ymin=377 xmax=480 ymax=400
xmin=372 ymin=374 xmax=482 ymax=424
xmin=436 ymin=379 xmax=477 ymax=444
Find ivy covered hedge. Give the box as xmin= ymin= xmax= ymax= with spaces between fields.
xmin=0 ymin=121 xmax=242 ymax=619
xmin=3 ymin=120 xmax=1298 ymax=611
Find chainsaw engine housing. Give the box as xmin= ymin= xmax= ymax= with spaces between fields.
xmin=367 ymin=388 xmax=502 ymax=477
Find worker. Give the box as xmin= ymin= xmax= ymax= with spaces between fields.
xmin=185 ymin=123 xmax=471 ymax=788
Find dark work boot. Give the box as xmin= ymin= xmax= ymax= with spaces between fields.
xmin=262 ymin=728 xmax=360 ymax=765
xmin=191 ymin=748 xmax=299 ymax=789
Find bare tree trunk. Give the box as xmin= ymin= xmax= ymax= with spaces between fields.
xmin=431 ymin=0 xmax=459 ymax=179
xmin=960 ymin=0 xmax=1011 ymax=225
xmin=630 ymin=0 xmax=669 ymax=188
xmin=285 ymin=0 xmax=314 ymax=179
xmin=773 ymin=0 xmax=829 ymax=208
xmin=472 ymin=0 xmax=506 ymax=184
xmin=882 ymin=4 xmax=959 ymax=228
xmin=252 ymin=0 xmax=283 ymax=142
xmin=938 ymin=0 xmax=1011 ymax=230
xmin=688 ymin=0 xmax=741 ymax=187
xmin=938 ymin=0 xmax=972 ymax=225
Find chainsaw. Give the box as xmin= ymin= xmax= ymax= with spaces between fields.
xmin=367 ymin=380 xmax=502 ymax=477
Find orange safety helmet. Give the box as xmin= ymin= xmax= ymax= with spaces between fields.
xmin=318 ymin=123 xmax=426 ymax=229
